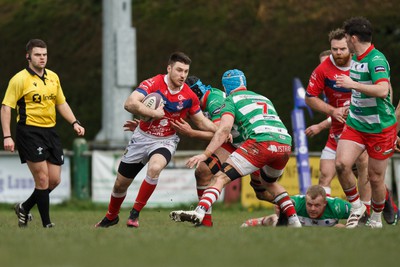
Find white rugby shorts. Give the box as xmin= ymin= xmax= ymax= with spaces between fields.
xmin=121 ymin=129 xmax=180 ymax=164
xmin=320 ymin=146 xmax=336 ymax=160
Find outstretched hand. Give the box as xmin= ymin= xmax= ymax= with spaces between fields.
xmin=123 ymin=119 xmax=140 ymax=131
xmin=305 ymin=124 xmax=322 ymax=137
xmin=186 ymin=153 xmax=208 ymax=169
xmin=171 ymin=118 xmax=193 ymax=136
xmin=331 ymin=106 xmax=349 ymax=124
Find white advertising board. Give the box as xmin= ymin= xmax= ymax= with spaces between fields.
xmin=92 ymin=150 xmax=223 ymax=207
xmin=0 ymin=155 xmax=71 ymax=204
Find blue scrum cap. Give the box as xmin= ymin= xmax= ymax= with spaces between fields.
xmin=221 ymin=69 xmax=246 ymax=95
xmin=186 ymin=76 xmax=211 ymax=99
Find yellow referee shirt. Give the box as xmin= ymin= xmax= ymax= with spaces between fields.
xmin=2 ymin=68 xmax=66 ymax=127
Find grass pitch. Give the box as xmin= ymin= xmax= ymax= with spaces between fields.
xmin=0 ymin=202 xmax=399 ymax=267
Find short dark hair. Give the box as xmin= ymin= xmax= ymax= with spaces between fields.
xmin=328 ymin=28 xmax=346 ymax=42
xmin=343 ymin=17 xmax=373 ymax=43
xmin=26 ymin=39 xmax=47 ymax=53
xmin=168 ymin=52 xmax=191 ymax=66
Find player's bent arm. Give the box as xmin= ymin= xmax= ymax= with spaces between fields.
xmin=123 ymin=91 xmax=162 ymax=120
xmin=305 ymin=96 xmax=335 ymax=116
xmin=353 ymin=81 xmax=389 ymax=99
xmin=171 ymin=120 xmax=215 ymax=141
xmin=184 ymin=129 xmax=214 ymax=140
xmin=204 ymin=114 xmax=233 ymax=155
xmin=337 ymin=74 xmax=389 ymax=98
xmin=190 ymin=111 xmax=218 ymax=133
xmin=306 ymin=96 xmax=347 ymax=123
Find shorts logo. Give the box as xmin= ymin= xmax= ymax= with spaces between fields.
xmin=251 ymin=147 xmax=259 ymax=155
xmin=37 ymin=147 xmax=43 ymax=155
xmin=374 ymin=66 xmax=386 ymax=73
xmin=268 ymin=145 xmax=278 ymax=152
xmin=383 ymin=148 xmax=393 ymax=155
xmin=374 ymin=145 xmax=381 ymax=152
xmin=212 ymin=107 xmax=221 ymax=115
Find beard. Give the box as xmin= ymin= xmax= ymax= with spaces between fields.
xmin=333 ymin=53 xmax=351 ymax=67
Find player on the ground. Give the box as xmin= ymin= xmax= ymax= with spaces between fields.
xmin=241 ymin=185 xmax=351 ymax=227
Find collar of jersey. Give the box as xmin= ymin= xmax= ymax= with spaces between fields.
xmin=26 ymin=67 xmax=47 ymax=80
xmin=164 ymin=74 xmax=183 ymax=95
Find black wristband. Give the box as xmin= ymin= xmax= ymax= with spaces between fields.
xmin=71 ymin=120 xmax=81 ymax=127
xmin=3 ymin=136 xmax=11 ymax=139
xmin=397 ymin=130 xmax=400 ymax=138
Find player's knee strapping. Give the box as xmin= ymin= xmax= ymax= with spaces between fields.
xmin=204 ymin=154 xmax=222 ymax=174
xmin=260 ymin=169 xmax=279 ymax=183
xmin=221 ymin=162 xmax=241 ymax=181
xmin=118 ymin=162 xmax=145 ymax=179
xmin=250 ymin=178 xmax=266 ymax=193
xmin=149 ymin=148 xmax=172 ymax=164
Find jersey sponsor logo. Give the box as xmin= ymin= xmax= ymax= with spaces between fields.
xmin=267 ymin=145 xmax=278 ymax=152
xmin=383 ymin=148 xmax=393 ymax=155
xmin=160 ymin=119 xmax=168 ymax=126
xmin=372 ymin=55 xmax=383 ymax=61
xmin=278 ymin=134 xmax=288 ymax=140
xmin=268 ymin=144 xmax=291 ymax=152
xmin=32 ymin=94 xmax=41 ymax=103
xmin=211 ymin=107 xmax=221 ymax=115
xmin=209 ymin=99 xmax=221 ymax=106
xmin=374 ymin=66 xmax=386 ymax=73
xmin=33 ymin=93 xmax=56 ymax=103
xmin=43 ymin=94 xmax=56 ymax=101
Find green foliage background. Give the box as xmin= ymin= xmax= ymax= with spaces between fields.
xmin=1 ymin=0 xmax=399 ymax=151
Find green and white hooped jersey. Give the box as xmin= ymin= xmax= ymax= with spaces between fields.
xmin=347 ymin=47 xmax=396 ymax=133
xmin=221 ymin=90 xmax=291 ymax=145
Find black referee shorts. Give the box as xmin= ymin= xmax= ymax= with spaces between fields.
xmin=16 ymin=124 xmax=64 ymax=165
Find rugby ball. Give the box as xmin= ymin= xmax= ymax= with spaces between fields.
xmin=140 ymin=92 xmax=163 ymax=122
